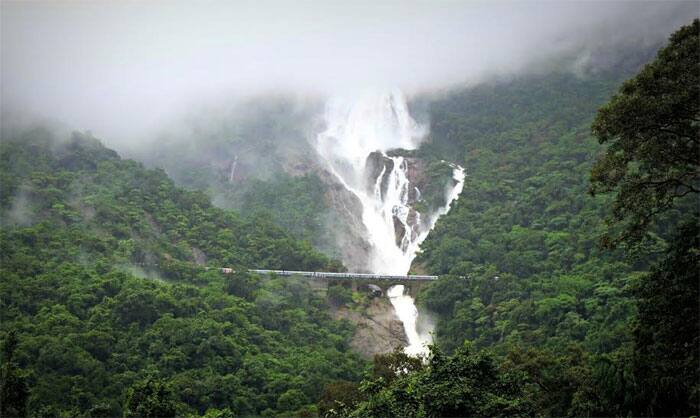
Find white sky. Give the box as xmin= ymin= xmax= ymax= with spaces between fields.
xmin=1 ymin=1 xmax=697 ymax=142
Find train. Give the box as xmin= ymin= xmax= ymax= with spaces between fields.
xmin=242 ymin=269 xmax=438 ymax=281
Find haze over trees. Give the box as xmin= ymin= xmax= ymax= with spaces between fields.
xmin=0 ymin=130 xmax=364 ymax=416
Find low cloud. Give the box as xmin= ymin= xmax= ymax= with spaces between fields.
xmin=1 ymin=1 xmax=696 ymax=145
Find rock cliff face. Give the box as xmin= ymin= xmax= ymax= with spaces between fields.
xmin=364 ymin=151 xmax=395 ymax=198
xmin=318 ymin=171 xmax=373 ymax=272
xmin=364 ymin=150 xmax=434 ymax=249
xmin=256 ymin=141 xmax=376 ymax=272
xmin=367 ymin=151 xmax=429 ymax=201
xmin=331 ymin=297 xmax=408 ymax=357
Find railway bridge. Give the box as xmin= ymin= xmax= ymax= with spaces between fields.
xmin=219 ymin=268 xmax=438 ymax=296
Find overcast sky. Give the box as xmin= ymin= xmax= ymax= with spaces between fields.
xmin=1 ymin=1 xmax=697 ymax=142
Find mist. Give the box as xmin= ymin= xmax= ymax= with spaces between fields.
xmin=1 ymin=0 xmax=697 ymax=145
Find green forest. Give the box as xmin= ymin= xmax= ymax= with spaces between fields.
xmin=0 ymin=128 xmax=362 ymax=416
xmin=1 ymin=14 xmax=698 ymax=418
xmin=386 ymin=20 xmax=698 ymax=417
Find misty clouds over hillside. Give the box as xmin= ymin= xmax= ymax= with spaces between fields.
xmin=1 ymin=0 xmax=696 ymax=144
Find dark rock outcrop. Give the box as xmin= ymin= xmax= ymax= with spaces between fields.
xmin=365 ymin=151 xmax=394 ymax=198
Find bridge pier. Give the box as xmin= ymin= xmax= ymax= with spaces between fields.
xmin=377 ymin=281 xmax=427 ymax=298
xmin=304 ymin=278 xmax=428 ymax=300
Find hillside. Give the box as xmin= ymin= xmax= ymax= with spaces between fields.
xmin=408 ymin=61 xmax=698 ymax=414
xmin=394 ymin=72 xmax=639 ymax=414
xmin=2 ymin=2 xmax=699 ymax=418
xmin=414 ymin=73 xmax=635 ymax=345
xmin=0 ymin=127 xmax=365 ymax=417
xmin=132 ymin=97 xmax=375 ymax=270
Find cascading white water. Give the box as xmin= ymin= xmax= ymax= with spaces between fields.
xmin=314 ymin=90 xmax=465 ymax=356
xmin=387 ymin=284 xmax=431 ymax=356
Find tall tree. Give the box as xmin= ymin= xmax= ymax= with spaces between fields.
xmin=590 ymin=19 xmax=699 ymax=247
xmin=591 ymin=19 xmax=700 ymax=417
xmin=632 ymin=220 xmax=699 ymax=416
xmin=0 ymin=331 xmax=28 ymax=418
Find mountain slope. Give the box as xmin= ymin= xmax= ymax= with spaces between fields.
xmin=411 ymin=73 xmax=646 ymax=415
xmin=0 ymin=127 xmax=364 ymax=417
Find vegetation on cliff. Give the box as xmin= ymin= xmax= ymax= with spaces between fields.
xmin=328 ymin=19 xmax=697 ymax=418
xmin=0 ymin=128 xmax=365 ymax=416
xmin=1 ymin=15 xmax=697 ymax=418
xmin=407 ymin=19 xmax=699 ymax=416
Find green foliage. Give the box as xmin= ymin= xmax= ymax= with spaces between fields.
xmin=238 ymin=174 xmax=332 ymax=250
xmin=123 ymin=378 xmax=180 ymax=418
xmin=590 ymin=19 xmax=699 ymax=248
xmin=631 ymin=220 xmax=699 ymax=415
xmin=135 ymin=96 xmax=346 ymax=257
xmin=1 ymin=331 xmax=29 ymax=418
xmin=318 ymin=380 xmax=362 ymax=417
xmin=3 ymin=21 xmax=697 ymax=418
xmin=371 ymin=348 xmax=424 ymax=385
xmin=410 ymin=55 xmax=644 ymax=417
xmin=415 ymin=73 xmax=637 ymax=359
xmin=347 ymin=344 xmax=534 ymax=418
xmin=327 ymin=284 xmax=354 ymax=307
xmin=0 ymin=130 xmax=336 ymax=276
xmin=590 ymin=21 xmax=700 ymax=416
xmin=503 ymin=345 xmax=635 ymax=417
xmin=413 ymin=21 xmax=699 ymax=417
xmin=0 ymin=130 xmax=366 ymax=416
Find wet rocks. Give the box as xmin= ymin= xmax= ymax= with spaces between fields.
xmin=319 ymin=170 xmax=374 ymax=272
xmin=331 ymin=296 xmax=408 ymax=358
xmin=365 ymin=151 xmax=394 ymax=198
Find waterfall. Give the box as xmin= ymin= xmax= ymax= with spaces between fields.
xmin=228 ymin=155 xmax=238 ymax=183
xmin=314 ymin=90 xmax=465 ymax=356
xmin=387 ymin=285 xmax=431 ymax=356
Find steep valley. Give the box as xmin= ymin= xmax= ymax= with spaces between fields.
xmin=135 ymin=91 xmax=467 ymax=357
xmin=2 ymin=4 xmax=697 ymax=417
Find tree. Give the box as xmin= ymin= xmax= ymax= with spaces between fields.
xmin=319 ymin=381 xmax=363 ymax=418
xmin=590 ymin=19 xmax=699 ymax=247
xmin=0 ymin=331 xmax=28 ymax=418
xmin=371 ymin=348 xmax=424 ymax=384
xmin=0 ymin=124 xmax=366 ymax=417
xmin=417 ymin=344 xmax=533 ymax=418
xmin=123 ymin=378 xmax=179 ymax=418
xmin=327 ymin=284 xmax=354 ymax=307
xmin=589 ymin=19 xmax=700 ymax=417
xmin=632 ymin=220 xmax=699 ymax=416
xmin=347 ymin=344 xmax=533 ymax=418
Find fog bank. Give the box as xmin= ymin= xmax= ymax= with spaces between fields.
xmin=1 ymin=1 xmax=697 ymax=143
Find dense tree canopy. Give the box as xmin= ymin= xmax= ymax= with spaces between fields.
xmin=631 ymin=220 xmax=699 ymax=416
xmin=588 ymin=20 xmax=700 ymax=416
xmin=2 ymin=18 xmax=698 ymax=418
xmin=0 ymin=129 xmax=366 ymax=416
xmin=345 ymin=344 xmax=533 ymax=418
xmin=1 ymin=331 xmax=28 ymax=418
xmin=402 ymin=20 xmax=699 ymax=418
xmin=414 ymin=72 xmax=637 ymax=361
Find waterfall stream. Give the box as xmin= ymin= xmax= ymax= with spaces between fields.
xmin=314 ymin=90 xmax=465 ymax=356
xmin=387 ymin=285 xmax=431 ymax=356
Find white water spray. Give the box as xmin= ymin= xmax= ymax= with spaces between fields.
xmin=387 ymin=285 xmax=431 ymax=356
xmin=314 ymin=90 xmax=465 ymax=356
